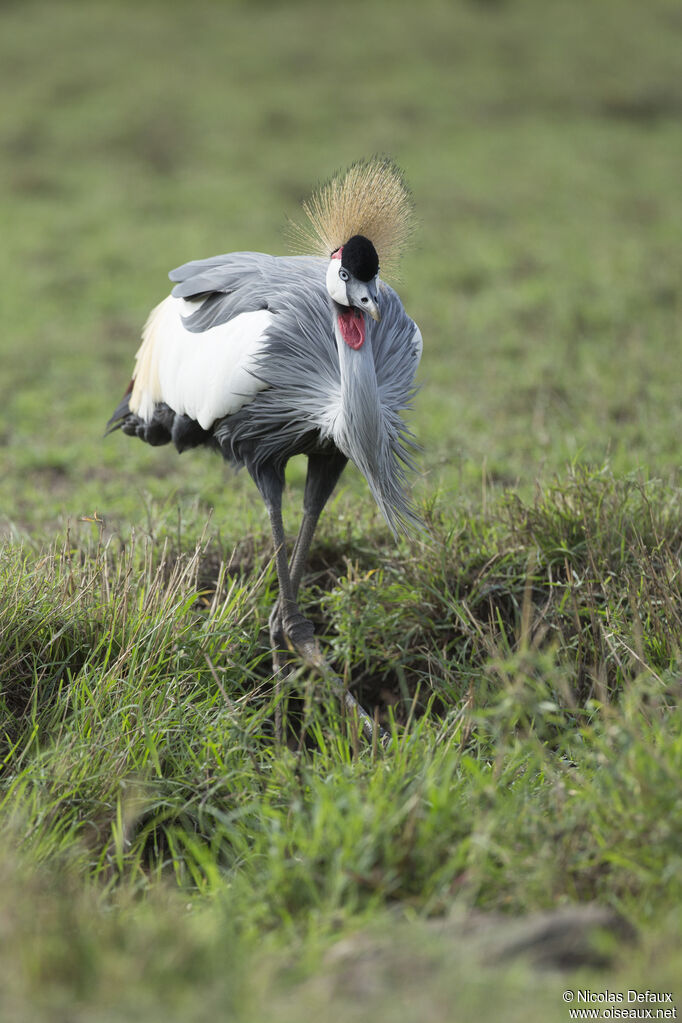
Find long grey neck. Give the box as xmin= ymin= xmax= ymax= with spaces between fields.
xmin=332 ymin=311 xmax=391 ymax=521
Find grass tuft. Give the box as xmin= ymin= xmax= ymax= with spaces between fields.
xmin=1 ymin=470 xmax=680 ymax=946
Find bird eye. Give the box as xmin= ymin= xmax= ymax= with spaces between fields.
xmin=339 ymin=268 xmax=349 ymax=282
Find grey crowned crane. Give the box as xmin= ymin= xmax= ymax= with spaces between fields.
xmin=108 ymin=157 xmax=423 ymax=735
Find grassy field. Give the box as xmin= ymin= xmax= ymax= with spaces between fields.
xmin=1 ymin=0 xmax=681 ymax=1019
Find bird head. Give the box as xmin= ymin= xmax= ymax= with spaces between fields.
xmin=326 ymin=235 xmax=381 ymax=350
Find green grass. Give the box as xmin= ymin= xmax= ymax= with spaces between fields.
xmin=2 ymin=471 xmax=681 ymax=1019
xmin=1 ymin=0 xmax=681 ymax=1019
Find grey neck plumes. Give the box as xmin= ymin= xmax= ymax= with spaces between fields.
xmin=333 ymin=313 xmax=407 ymax=536
xmin=334 ymin=315 xmax=383 ymax=471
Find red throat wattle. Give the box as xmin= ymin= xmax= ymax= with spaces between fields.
xmin=337 ymin=307 xmax=365 ymax=349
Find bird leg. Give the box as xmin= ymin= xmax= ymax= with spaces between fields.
xmin=268 ymin=450 xmax=348 ymax=657
xmin=258 ymin=460 xmax=318 ymax=667
xmin=266 ymin=499 xmax=316 ymax=654
xmin=259 ymin=454 xmax=380 ymax=742
xmin=264 ymin=480 xmax=318 ymax=744
xmin=267 ymin=509 xmax=322 ymax=653
xmin=267 ymin=503 xmax=324 ymax=742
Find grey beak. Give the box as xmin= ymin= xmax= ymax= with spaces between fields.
xmin=347 ymin=279 xmax=381 ymax=323
xmin=366 ymin=299 xmax=381 ymax=323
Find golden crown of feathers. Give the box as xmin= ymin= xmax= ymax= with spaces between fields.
xmin=290 ymin=157 xmax=415 ymax=276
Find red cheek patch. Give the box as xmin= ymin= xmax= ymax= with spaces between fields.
xmin=331 ymin=246 xmax=343 ymax=260
xmin=337 ymin=307 xmax=365 ymax=349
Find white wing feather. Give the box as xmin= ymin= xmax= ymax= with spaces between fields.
xmin=129 ymin=296 xmax=272 ymax=429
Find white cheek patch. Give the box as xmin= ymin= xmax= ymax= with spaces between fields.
xmin=326 ymin=259 xmax=350 ymax=305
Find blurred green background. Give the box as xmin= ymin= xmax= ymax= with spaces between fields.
xmin=1 ymin=0 xmax=680 ymax=538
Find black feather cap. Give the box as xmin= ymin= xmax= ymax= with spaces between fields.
xmin=340 ymin=235 xmax=379 ymax=282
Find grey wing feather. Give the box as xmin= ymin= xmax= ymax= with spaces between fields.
xmin=169 ymin=252 xmax=326 ymax=333
xmin=169 ymin=251 xmax=273 ymax=297
xmin=372 ymin=283 xmax=421 ymax=408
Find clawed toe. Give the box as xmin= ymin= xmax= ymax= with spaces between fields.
xmin=269 ymin=605 xmax=315 ymax=657
xmin=283 ymin=613 xmax=315 ymax=652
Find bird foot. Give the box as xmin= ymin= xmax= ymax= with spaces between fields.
xmin=269 ymin=604 xmax=315 ymax=656
xmin=268 ymin=605 xmax=384 ymax=745
xmin=284 ymin=615 xmax=316 ymax=652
